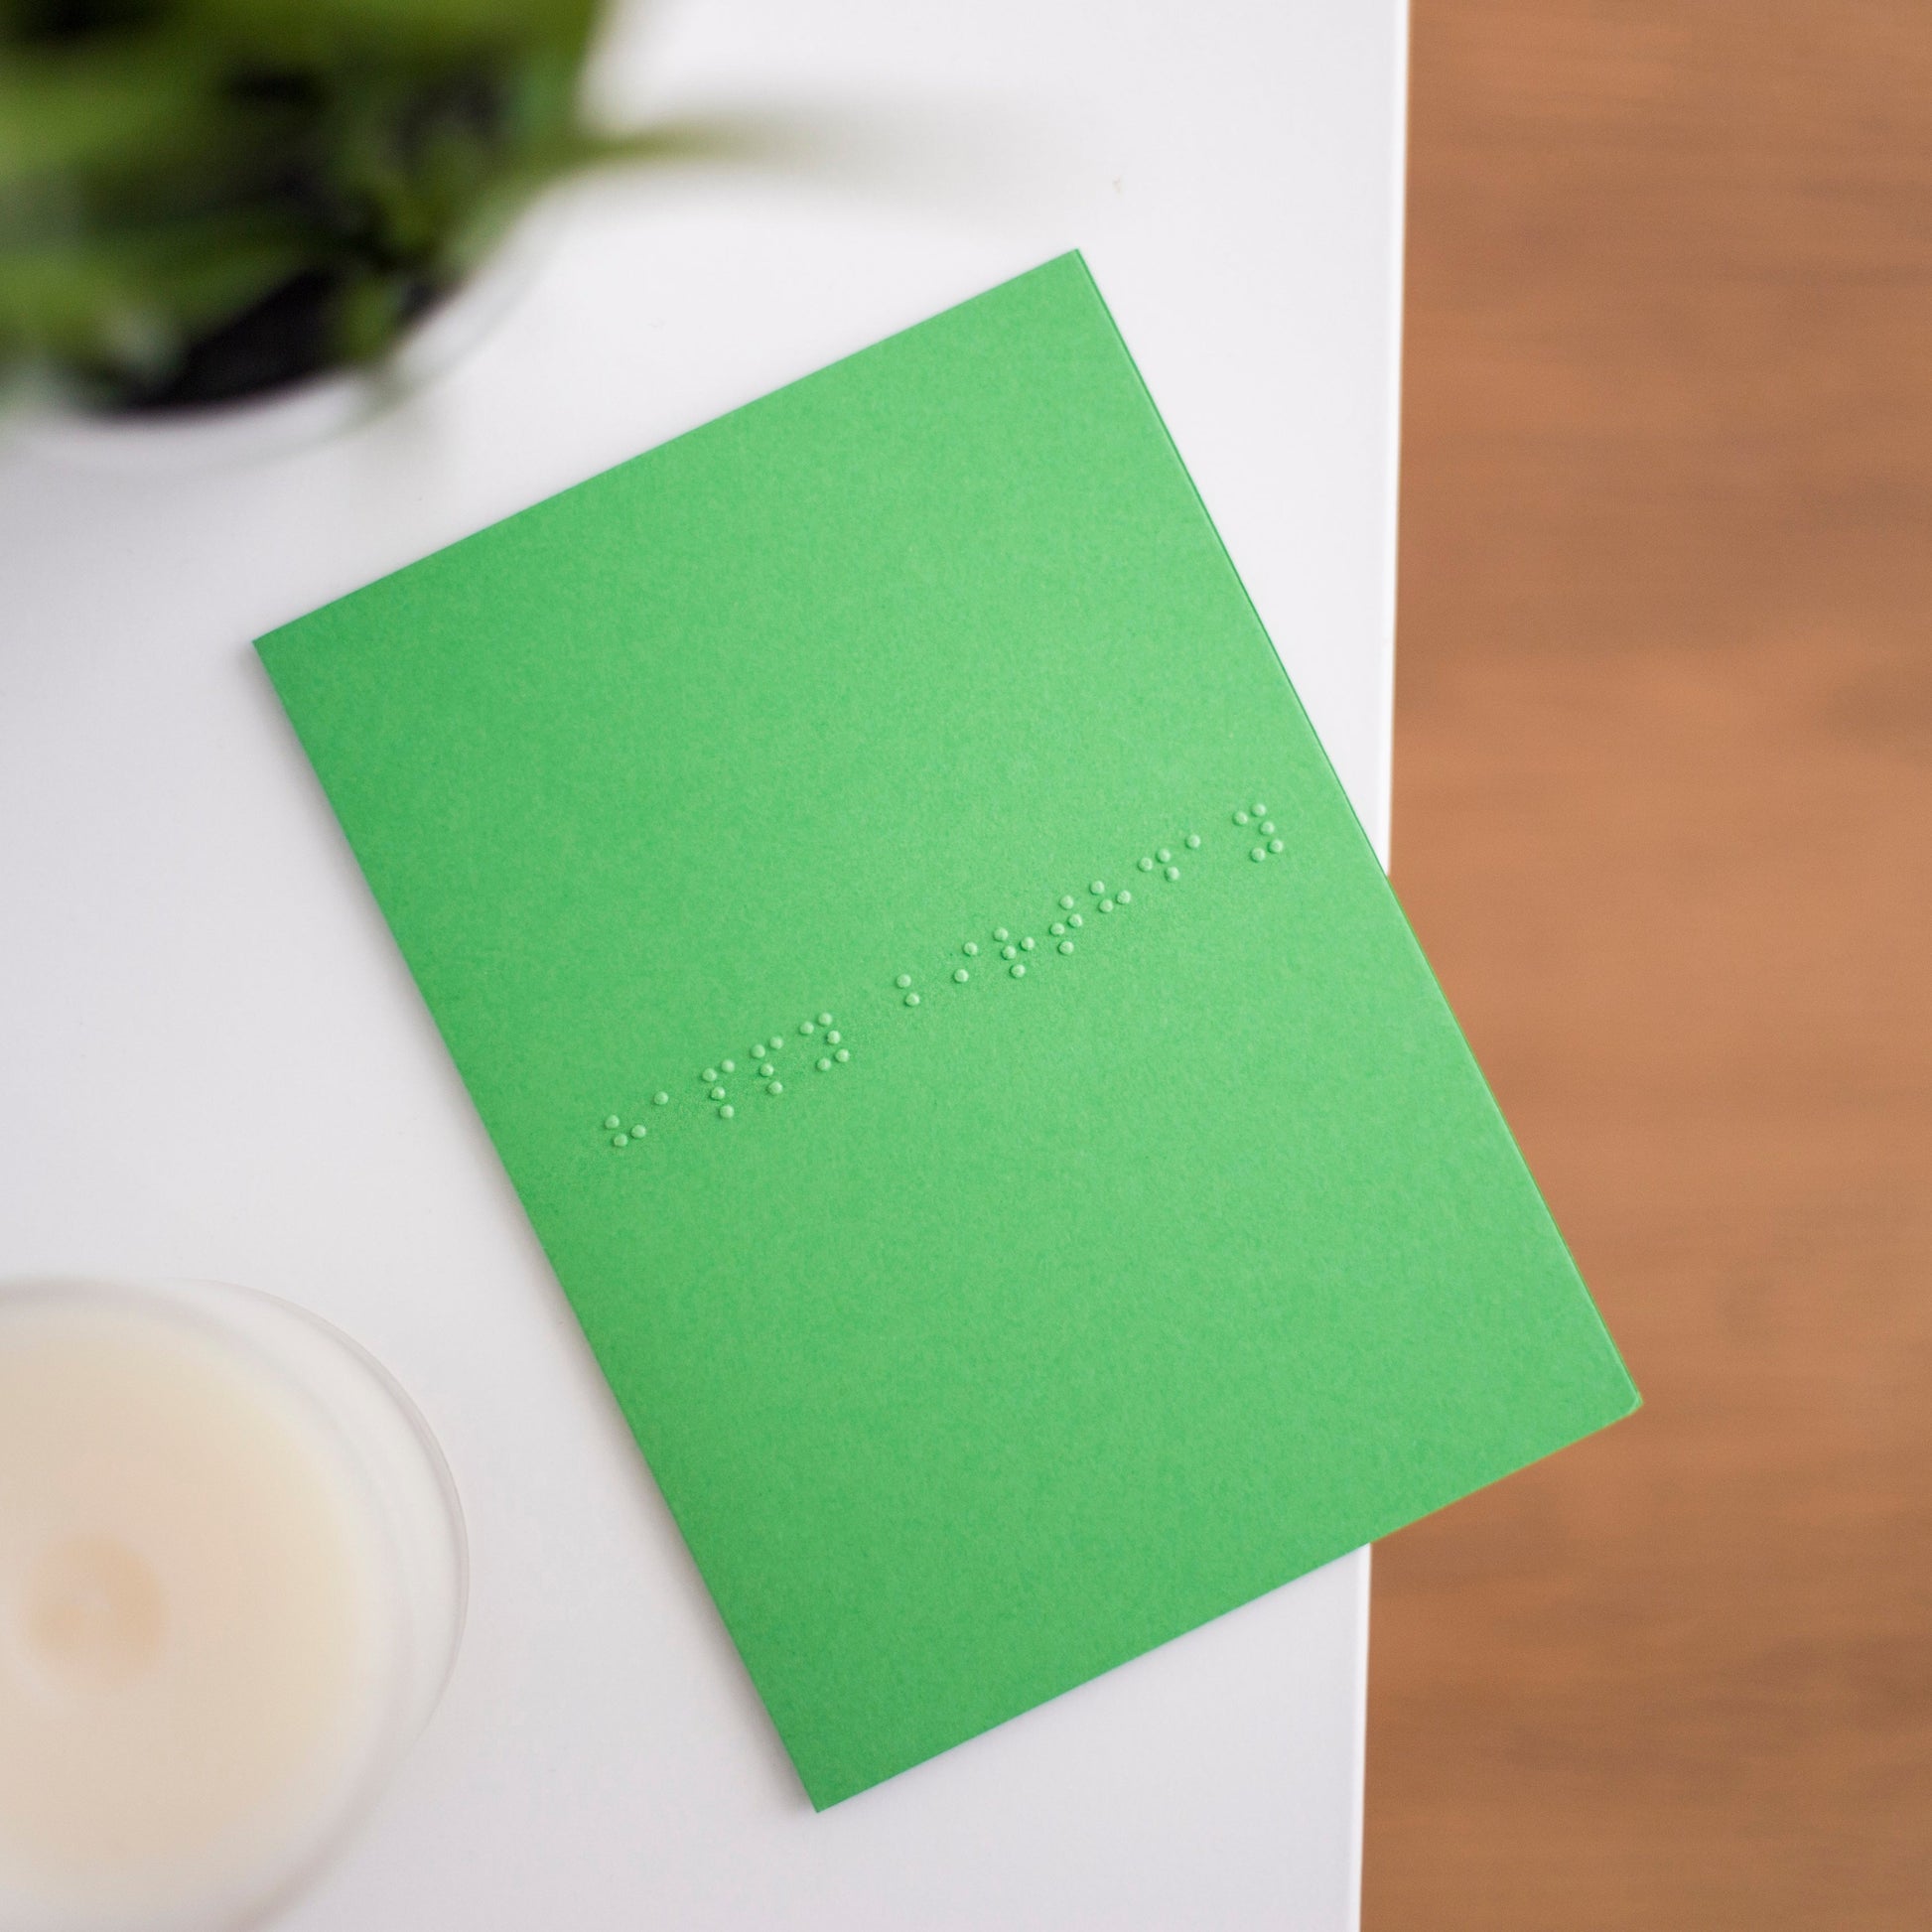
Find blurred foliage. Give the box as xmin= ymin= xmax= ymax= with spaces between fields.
xmin=0 ymin=0 xmax=627 ymax=408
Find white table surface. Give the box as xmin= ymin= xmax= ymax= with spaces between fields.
xmin=0 ymin=1 xmax=1408 ymax=1924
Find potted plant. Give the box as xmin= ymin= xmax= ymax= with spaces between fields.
xmin=0 ymin=0 xmax=637 ymax=413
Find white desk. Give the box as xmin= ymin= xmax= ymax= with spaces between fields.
xmin=0 ymin=1 xmax=1407 ymax=1923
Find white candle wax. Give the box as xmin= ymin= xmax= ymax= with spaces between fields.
xmin=0 ymin=1285 xmax=462 ymax=1932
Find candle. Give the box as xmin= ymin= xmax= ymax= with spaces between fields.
xmin=0 ymin=1282 xmax=463 ymax=1932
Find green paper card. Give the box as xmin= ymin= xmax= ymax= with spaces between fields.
xmin=260 ymin=253 xmax=1636 ymax=1808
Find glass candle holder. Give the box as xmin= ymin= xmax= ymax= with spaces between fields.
xmin=0 ymin=1276 xmax=466 ymax=1932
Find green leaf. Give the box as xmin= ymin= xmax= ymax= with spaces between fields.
xmin=0 ymin=48 xmax=216 ymax=192
xmin=175 ymin=0 xmax=602 ymax=60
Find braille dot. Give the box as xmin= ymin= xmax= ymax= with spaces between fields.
xmin=995 ymin=927 xmax=1011 ymax=942
xmin=711 ymin=1085 xmax=727 ymax=1100
xmin=613 ymin=1133 xmax=629 ymax=1147
xmin=1100 ymin=899 xmax=1115 ymax=913
xmin=835 ymin=1047 xmax=851 ymax=1062
xmin=1261 ymin=821 xmax=1276 ymax=836
xmin=769 ymin=1036 xmax=784 ymax=1051
xmin=897 ymin=974 xmax=912 ymax=988
xmin=703 ymin=1069 xmax=718 ymax=1084
xmin=759 ymin=1062 xmax=774 ymax=1078
xmin=1002 ymin=944 xmax=1018 ymax=960
xmin=1051 ymin=921 xmax=1066 ymax=936
xmin=1235 ymin=810 xmax=1250 ymax=825
xmin=632 ymin=1125 xmax=647 ymax=1138
xmin=722 ymin=1059 xmax=736 ymax=1074
xmin=750 ymin=1048 xmax=764 ymax=1063
xmin=1089 ymin=881 xmax=1105 ymax=896
xmin=719 ymin=1104 xmax=735 ymax=1119
xmin=954 ymin=968 xmax=970 ymax=983
xmin=1059 ymin=896 xmax=1076 ymax=909
xmin=1058 ymin=939 xmax=1074 ymax=955
xmin=818 ymin=1056 xmax=833 ymax=1071
xmin=818 ymin=1013 xmax=833 ymax=1027
xmin=905 ymin=992 xmax=920 ymax=1007
xmin=654 ymin=1092 xmax=669 ymax=1106
xmin=1118 ymin=889 xmax=1132 ymax=904
xmin=1270 ymin=838 xmax=1285 ymax=854
xmin=964 ymin=941 xmax=979 ymax=956
xmin=604 ymin=1115 xmax=621 ymax=1130
xmin=1139 ymin=857 xmax=1155 ymax=872
xmin=800 ymin=1021 xmax=816 ymax=1035
xmin=767 ymin=1081 xmax=783 ymax=1096
xmin=1251 ymin=846 xmax=1268 ymax=863
xmin=1185 ymin=833 xmax=1201 ymax=849
xmin=1158 ymin=848 xmax=1173 ymax=864
xmin=1011 ymin=962 xmax=1027 ymax=978
xmin=826 ymin=1031 xmax=841 ymax=1044
xmin=1254 ymin=801 xmax=1268 ymax=816
xmin=1021 ymin=936 xmax=1035 ymax=950
xmin=1165 ymin=865 xmax=1180 ymax=881
xmin=1069 ymin=913 xmax=1084 ymax=927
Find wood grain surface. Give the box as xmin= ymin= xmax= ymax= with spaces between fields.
xmin=1365 ymin=3 xmax=1932 ymax=1926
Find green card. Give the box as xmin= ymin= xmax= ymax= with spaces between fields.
xmin=259 ymin=252 xmax=1636 ymax=1808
